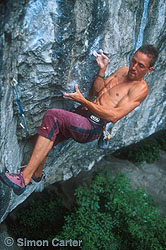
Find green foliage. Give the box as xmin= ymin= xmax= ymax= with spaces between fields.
xmin=127 ymin=139 xmax=160 ymax=164
xmin=8 ymin=192 xmax=69 ymax=248
xmin=7 ymin=131 xmax=166 ymax=250
xmin=114 ymin=132 xmax=166 ymax=164
xmin=57 ymin=172 xmax=166 ymax=250
xmin=157 ymin=137 xmax=166 ymax=151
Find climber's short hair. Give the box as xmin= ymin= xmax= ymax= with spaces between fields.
xmin=136 ymin=44 xmax=159 ymax=67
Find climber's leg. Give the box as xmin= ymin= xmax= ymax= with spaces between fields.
xmin=31 ymin=108 xmax=103 ymax=180
xmin=0 ymin=108 xmax=103 ymax=195
xmin=0 ymin=109 xmax=68 ymax=195
xmin=22 ymin=135 xmax=54 ymax=185
xmin=32 ymin=156 xmax=47 ymax=180
xmin=0 ymin=135 xmax=53 ymax=195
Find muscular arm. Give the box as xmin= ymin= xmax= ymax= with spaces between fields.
xmin=90 ymin=50 xmax=110 ymax=97
xmin=91 ymin=74 xmax=114 ymax=97
xmin=64 ymin=83 xmax=148 ymax=123
xmin=91 ymin=66 xmax=127 ymax=97
xmin=91 ymin=76 xmax=105 ymax=97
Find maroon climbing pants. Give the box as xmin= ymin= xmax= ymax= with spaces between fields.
xmin=38 ymin=107 xmax=104 ymax=146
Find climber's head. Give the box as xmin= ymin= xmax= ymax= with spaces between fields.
xmin=136 ymin=44 xmax=159 ymax=67
xmin=128 ymin=44 xmax=159 ymax=81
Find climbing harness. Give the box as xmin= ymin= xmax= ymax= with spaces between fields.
xmin=10 ymin=78 xmax=29 ymax=134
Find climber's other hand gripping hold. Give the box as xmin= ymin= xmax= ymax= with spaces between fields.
xmin=93 ymin=49 xmax=110 ymax=71
xmin=63 ymin=84 xmax=85 ymax=104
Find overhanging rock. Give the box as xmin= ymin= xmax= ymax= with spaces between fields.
xmin=0 ymin=0 xmax=166 ymax=223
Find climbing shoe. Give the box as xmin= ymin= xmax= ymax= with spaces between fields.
xmin=19 ymin=166 xmax=45 ymax=183
xmin=0 ymin=172 xmax=26 ymax=195
xmin=32 ymin=176 xmax=42 ymax=182
xmin=32 ymin=171 xmax=46 ymax=183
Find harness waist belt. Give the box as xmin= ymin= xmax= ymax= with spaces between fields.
xmin=73 ymin=105 xmax=106 ymax=127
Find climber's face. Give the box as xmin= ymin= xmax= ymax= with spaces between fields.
xmin=128 ymin=51 xmax=153 ymax=81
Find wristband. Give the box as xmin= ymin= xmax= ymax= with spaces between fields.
xmin=97 ymin=74 xmax=104 ymax=79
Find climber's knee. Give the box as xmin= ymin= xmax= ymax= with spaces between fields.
xmin=38 ymin=109 xmax=59 ymax=141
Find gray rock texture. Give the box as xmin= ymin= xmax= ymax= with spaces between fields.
xmin=0 ymin=0 xmax=166 ymax=223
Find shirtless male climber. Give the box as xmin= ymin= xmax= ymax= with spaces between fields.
xmin=0 ymin=44 xmax=159 ymax=195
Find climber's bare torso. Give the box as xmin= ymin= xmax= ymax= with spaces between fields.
xmin=64 ymin=50 xmax=153 ymax=123
xmin=93 ymin=66 xmax=147 ymax=109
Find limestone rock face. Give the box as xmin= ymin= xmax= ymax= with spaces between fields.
xmin=0 ymin=0 xmax=166 ymax=223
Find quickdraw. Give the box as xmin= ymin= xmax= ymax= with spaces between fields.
xmin=103 ymin=128 xmax=111 ymax=140
xmin=98 ymin=123 xmax=113 ymax=149
xmin=10 ymin=78 xmax=29 ymax=134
